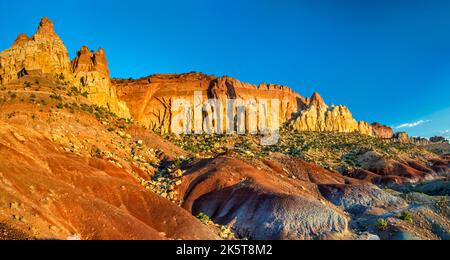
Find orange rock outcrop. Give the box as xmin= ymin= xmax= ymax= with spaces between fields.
xmin=0 ymin=17 xmax=73 ymax=84
xmin=71 ymin=46 xmax=130 ymax=118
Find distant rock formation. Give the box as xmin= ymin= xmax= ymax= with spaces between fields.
xmin=0 ymin=17 xmax=73 ymax=84
xmin=289 ymin=93 xmax=373 ymax=136
xmin=371 ymin=122 xmax=394 ymax=139
xmin=430 ymin=136 xmax=449 ymax=144
xmin=411 ymin=137 xmax=431 ymax=145
xmin=393 ymin=132 xmax=410 ymax=143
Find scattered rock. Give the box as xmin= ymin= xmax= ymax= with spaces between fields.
xmin=12 ymin=132 xmax=26 ymax=142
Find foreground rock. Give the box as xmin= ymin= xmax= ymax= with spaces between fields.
xmin=318 ymin=184 xmax=407 ymax=216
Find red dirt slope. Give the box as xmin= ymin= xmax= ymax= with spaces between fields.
xmin=0 ymin=122 xmax=217 ymax=240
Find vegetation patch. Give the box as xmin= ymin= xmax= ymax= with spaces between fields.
xmin=197 ymin=213 xmax=235 ymax=240
xmin=376 ymin=219 xmax=389 ymax=231
xmin=163 ymin=129 xmax=433 ymax=173
xmin=400 ymin=210 xmax=413 ymax=224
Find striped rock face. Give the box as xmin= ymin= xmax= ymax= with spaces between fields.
xmin=114 ymin=73 xmax=307 ymax=135
xmin=0 ymin=18 xmax=379 ymax=138
xmin=114 ymin=73 xmax=306 ymax=133
xmin=115 ymin=75 xmax=375 ymax=137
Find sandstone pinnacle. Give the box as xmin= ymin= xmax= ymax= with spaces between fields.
xmin=0 ymin=17 xmax=72 ymax=84
xmin=72 ymin=46 xmax=110 ymax=77
xmin=310 ymin=92 xmax=326 ymax=108
xmin=36 ymin=17 xmax=56 ymax=36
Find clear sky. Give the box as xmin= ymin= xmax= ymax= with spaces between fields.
xmin=1 ymin=0 xmax=449 ymax=139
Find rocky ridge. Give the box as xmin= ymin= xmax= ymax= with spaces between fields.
xmin=0 ymin=18 xmax=395 ymax=138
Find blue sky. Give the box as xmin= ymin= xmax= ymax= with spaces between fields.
xmin=0 ymin=0 xmax=449 ymax=139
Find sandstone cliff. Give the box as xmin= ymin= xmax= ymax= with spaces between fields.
xmin=114 ymin=73 xmax=307 ymax=134
xmin=114 ymin=75 xmax=380 ymax=137
xmin=289 ymin=93 xmax=373 ymax=135
xmin=0 ymin=18 xmax=73 ymax=84
xmin=71 ymin=46 xmax=130 ymax=118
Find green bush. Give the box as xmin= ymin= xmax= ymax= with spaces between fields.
xmin=197 ymin=213 xmax=213 ymax=225
xmin=50 ymin=93 xmax=62 ymax=101
xmin=401 ymin=210 xmax=413 ymax=223
xmin=376 ymin=219 xmax=389 ymax=231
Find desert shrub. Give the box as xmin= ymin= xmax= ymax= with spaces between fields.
xmin=196 ymin=213 xmax=235 ymax=240
xmin=50 ymin=93 xmax=62 ymax=101
xmin=401 ymin=210 xmax=413 ymax=223
xmin=67 ymin=86 xmax=86 ymax=97
xmin=376 ymin=219 xmax=389 ymax=231
xmin=197 ymin=213 xmax=213 ymax=225
xmin=91 ymin=147 xmax=103 ymax=158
